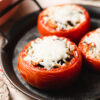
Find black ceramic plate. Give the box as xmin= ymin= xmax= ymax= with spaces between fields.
xmin=1 ymin=5 xmax=100 ymax=100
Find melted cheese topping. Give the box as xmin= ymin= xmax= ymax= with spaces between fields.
xmin=83 ymin=28 xmax=100 ymax=59
xmin=42 ymin=5 xmax=85 ymax=31
xmin=24 ymin=36 xmax=76 ymax=70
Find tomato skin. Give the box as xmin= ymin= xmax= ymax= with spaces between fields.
xmin=78 ymin=29 xmax=100 ymax=72
xmin=17 ymin=36 xmax=82 ymax=90
xmin=37 ymin=4 xmax=90 ymax=43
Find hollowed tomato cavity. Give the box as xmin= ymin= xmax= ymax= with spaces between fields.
xmin=42 ymin=5 xmax=85 ymax=31
xmin=82 ymin=28 xmax=100 ymax=59
xmin=23 ymin=36 xmax=78 ymax=70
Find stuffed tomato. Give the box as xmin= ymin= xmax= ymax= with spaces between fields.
xmin=17 ymin=36 xmax=82 ymax=90
xmin=37 ymin=4 xmax=90 ymax=42
xmin=78 ymin=28 xmax=100 ymax=72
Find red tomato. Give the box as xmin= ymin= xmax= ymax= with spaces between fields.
xmin=37 ymin=4 xmax=90 ymax=43
xmin=78 ymin=28 xmax=100 ymax=72
xmin=17 ymin=36 xmax=82 ymax=90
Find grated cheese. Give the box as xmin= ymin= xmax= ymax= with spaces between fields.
xmin=83 ymin=28 xmax=100 ymax=59
xmin=42 ymin=5 xmax=85 ymax=30
xmin=24 ymin=36 xmax=76 ymax=70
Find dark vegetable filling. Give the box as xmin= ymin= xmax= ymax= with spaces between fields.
xmin=27 ymin=38 xmax=75 ymax=70
xmin=37 ymin=55 xmax=74 ymax=69
xmin=37 ymin=64 xmax=44 ymax=68
xmin=67 ymin=21 xmax=74 ymax=27
xmin=83 ymin=41 xmax=87 ymax=44
xmin=79 ymin=11 xmax=83 ymax=14
xmin=57 ymin=59 xmax=65 ymax=65
xmin=43 ymin=7 xmax=84 ymax=30
xmin=66 ymin=56 xmax=73 ymax=62
xmin=53 ymin=65 xmax=59 ymax=68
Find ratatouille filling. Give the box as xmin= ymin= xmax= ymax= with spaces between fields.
xmin=42 ymin=5 xmax=85 ymax=31
xmin=24 ymin=36 xmax=78 ymax=70
xmin=82 ymin=29 xmax=100 ymax=59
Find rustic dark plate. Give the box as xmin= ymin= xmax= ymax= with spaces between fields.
xmin=1 ymin=5 xmax=100 ymax=100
